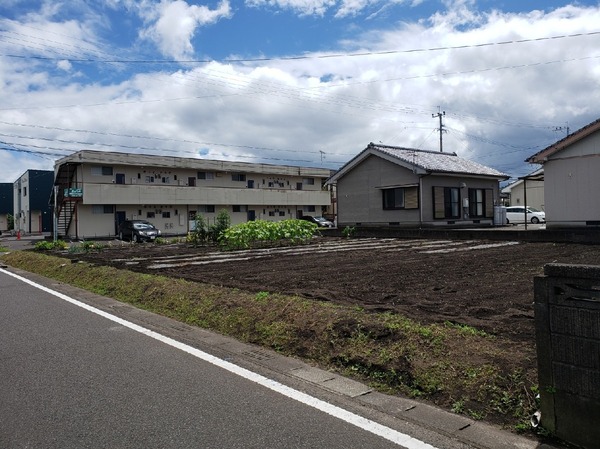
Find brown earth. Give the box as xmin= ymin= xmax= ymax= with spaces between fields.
xmin=68 ymin=237 xmax=600 ymax=344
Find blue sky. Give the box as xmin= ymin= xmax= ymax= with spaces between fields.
xmin=1 ymin=0 xmax=600 ymax=184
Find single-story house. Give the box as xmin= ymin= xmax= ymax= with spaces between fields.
xmin=527 ymin=117 xmax=600 ymax=229
xmin=326 ymin=143 xmax=509 ymax=228
xmin=501 ymin=168 xmax=545 ymax=210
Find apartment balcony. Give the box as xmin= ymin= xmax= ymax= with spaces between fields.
xmin=82 ymin=183 xmax=331 ymax=206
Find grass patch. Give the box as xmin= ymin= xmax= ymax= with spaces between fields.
xmin=1 ymin=250 xmax=539 ymax=433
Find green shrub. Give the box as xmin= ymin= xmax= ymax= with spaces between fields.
xmin=34 ymin=240 xmax=68 ymax=251
xmin=342 ymin=225 xmax=356 ymax=239
xmin=220 ymin=219 xmax=317 ymax=250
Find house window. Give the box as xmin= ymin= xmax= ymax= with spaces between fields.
xmin=468 ymin=188 xmax=494 ymax=218
xmin=233 ymin=205 xmax=248 ymax=212
xmin=383 ymin=188 xmax=404 ymax=209
xmin=198 ymin=172 xmax=214 ymax=180
xmin=146 ymin=212 xmax=155 ymax=218
xmin=304 ymin=205 xmax=316 ymax=212
xmin=232 ymin=173 xmax=246 ymax=182
xmin=433 ymin=187 xmax=460 ymax=219
xmin=91 ymin=166 xmax=113 ymax=176
xmin=162 ymin=176 xmax=170 ymax=184
xmin=92 ymin=205 xmax=114 ymax=214
xmin=303 ymin=178 xmax=315 ymax=185
xmin=145 ymin=176 xmax=155 ymax=183
xmin=162 ymin=211 xmax=171 ymax=218
xmin=382 ymin=187 xmax=419 ymax=210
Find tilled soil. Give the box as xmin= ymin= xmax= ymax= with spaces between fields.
xmin=71 ymin=237 xmax=600 ymax=343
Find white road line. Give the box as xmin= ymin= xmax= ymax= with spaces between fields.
xmin=1 ymin=268 xmax=439 ymax=449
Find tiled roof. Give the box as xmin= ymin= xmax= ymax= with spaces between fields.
xmin=370 ymin=143 xmax=508 ymax=177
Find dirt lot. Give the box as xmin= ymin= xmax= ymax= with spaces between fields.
xmin=68 ymin=236 xmax=600 ymax=344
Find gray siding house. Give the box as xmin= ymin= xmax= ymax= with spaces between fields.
xmin=327 ymin=143 xmax=508 ymax=228
xmin=527 ymin=117 xmax=600 ymax=229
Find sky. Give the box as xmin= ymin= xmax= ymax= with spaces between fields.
xmin=1 ymin=0 xmax=600 ymax=185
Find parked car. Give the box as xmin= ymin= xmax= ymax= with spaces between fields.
xmin=300 ymin=215 xmax=334 ymax=228
xmin=505 ymin=206 xmax=546 ymax=224
xmin=118 ymin=220 xmax=161 ymax=242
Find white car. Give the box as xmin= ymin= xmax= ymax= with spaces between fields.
xmin=505 ymin=206 xmax=546 ymax=224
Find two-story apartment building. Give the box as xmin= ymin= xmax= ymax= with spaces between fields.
xmin=53 ymin=150 xmax=332 ymax=239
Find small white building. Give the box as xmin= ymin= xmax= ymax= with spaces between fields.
xmin=527 ymin=117 xmax=600 ymax=229
xmin=54 ymin=150 xmax=332 ymax=239
xmin=501 ymin=168 xmax=544 ymax=210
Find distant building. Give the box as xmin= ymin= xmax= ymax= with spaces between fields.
xmin=53 ymin=150 xmax=332 ymax=239
xmin=0 ymin=183 xmax=14 ymax=232
xmin=527 ymin=117 xmax=600 ymax=228
xmin=501 ymin=168 xmax=544 ymax=210
xmin=13 ymin=170 xmax=54 ymax=234
xmin=326 ymin=143 xmax=509 ymax=228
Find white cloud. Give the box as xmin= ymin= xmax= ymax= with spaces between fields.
xmin=137 ymin=0 xmax=232 ymax=59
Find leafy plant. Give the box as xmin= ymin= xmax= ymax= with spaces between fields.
xmin=210 ymin=209 xmax=231 ymax=243
xmin=34 ymin=240 xmax=68 ymax=251
xmin=219 ymin=219 xmax=317 ymax=250
xmin=342 ymin=225 xmax=356 ymax=239
xmin=187 ymin=214 xmax=209 ymax=246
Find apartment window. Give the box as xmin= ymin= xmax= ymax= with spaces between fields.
xmin=146 ymin=212 xmax=155 ymax=218
xmin=92 ymin=205 xmax=114 ymax=214
xmin=23 ymin=187 xmax=27 ymax=197
xmin=304 ymin=205 xmax=316 ymax=212
xmin=145 ymin=176 xmax=155 ymax=183
xmin=162 ymin=211 xmax=171 ymax=218
xmin=303 ymin=178 xmax=315 ymax=185
xmin=232 ymin=173 xmax=246 ymax=182
xmin=162 ymin=176 xmax=170 ymax=184
xmin=91 ymin=166 xmax=113 ymax=176
xmin=468 ymin=188 xmax=493 ymax=218
xmin=197 ymin=172 xmax=214 ymax=180
xmin=198 ymin=205 xmax=215 ymax=213
xmin=233 ymin=205 xmax=248 ymax=212
xmin=433 ymin=187 xmax=460 ymax=219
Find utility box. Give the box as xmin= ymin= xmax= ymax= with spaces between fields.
xmin=534 ymin=263 xmax=600 ymax=449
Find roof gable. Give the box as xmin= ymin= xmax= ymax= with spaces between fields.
xmin=527 ymin=117 xmax=600 ymax=163
xmin=327 ymin=143 xmax=508 ymax=184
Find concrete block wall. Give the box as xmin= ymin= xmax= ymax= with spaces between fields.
xmin=534 ymin=263 xmax=600 ymax=449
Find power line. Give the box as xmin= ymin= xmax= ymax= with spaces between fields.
xmin=2 ymin=30 xmax=599 ymax=63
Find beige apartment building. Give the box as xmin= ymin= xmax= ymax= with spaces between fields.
xmin=54 ymin=150 xmax=333 ymax=239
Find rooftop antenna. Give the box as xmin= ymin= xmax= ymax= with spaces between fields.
xmin=554 ymin=122 xmax=570 ymax=137
xmin=432 ymin=107 xmax=446 ymax=152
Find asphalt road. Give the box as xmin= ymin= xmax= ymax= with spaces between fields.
xmin=0 ymin=268 xmax=442 ymax=449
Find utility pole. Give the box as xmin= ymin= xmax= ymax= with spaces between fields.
xmin=432 ymin=109 xmax=446 ymax=152
xmin=554 ymin=122 xmax=570 ymax=137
